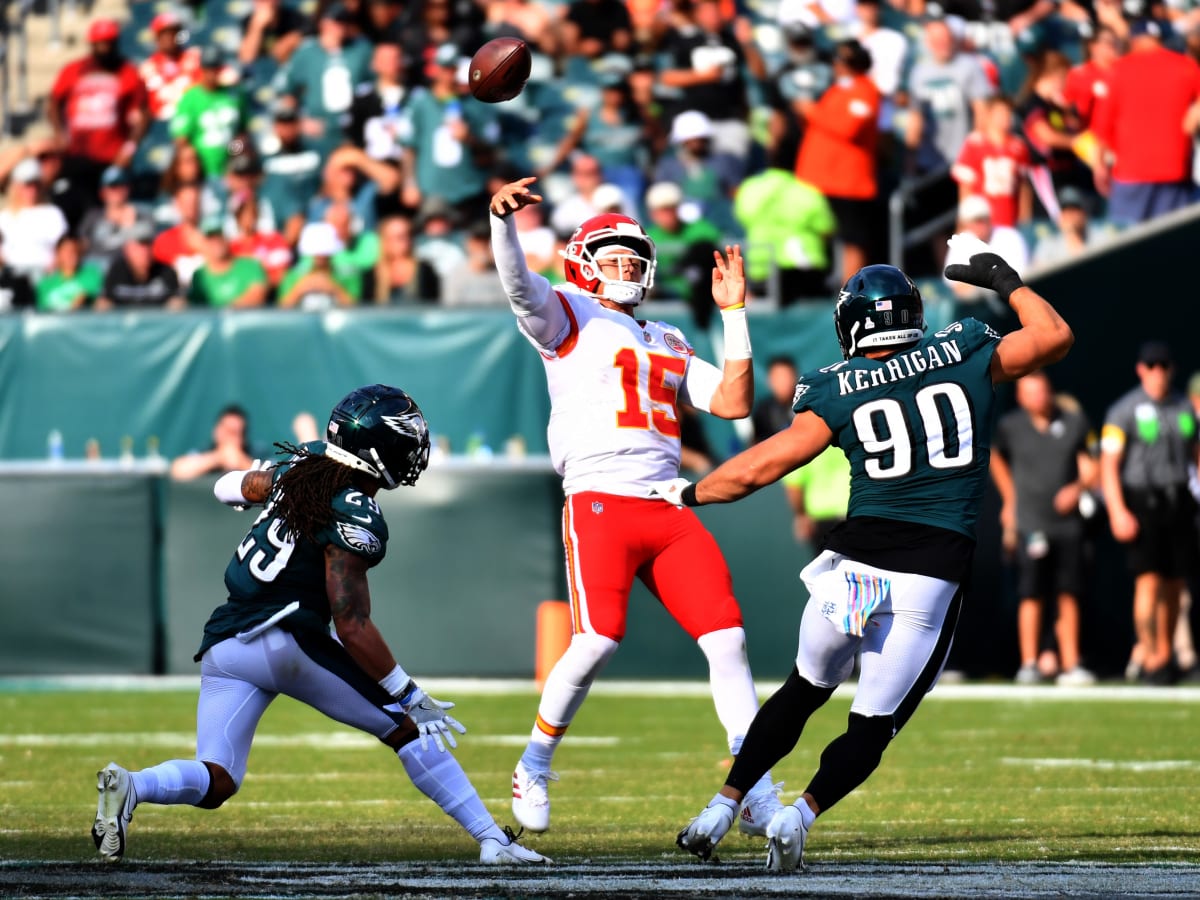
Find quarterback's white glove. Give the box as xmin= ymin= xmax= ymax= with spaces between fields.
xmin=401 ymin=684 xmax=466 ymax=753
xmin=650 ymin=477 xmax=693 ymax=507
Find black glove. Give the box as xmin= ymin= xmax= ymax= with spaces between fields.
xmin=944 ymin=252 xmax=1024 ymax=301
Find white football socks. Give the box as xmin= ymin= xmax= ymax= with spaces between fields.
xmin=697 ymin=626 xmax=760 ymax=752
xmin=129 ymin=759 xmax=212 ymax=807
xmin=521 ymin=633 xmax=618 ymax=773
xmin=397 ymin=740 xmax=505 ymax=844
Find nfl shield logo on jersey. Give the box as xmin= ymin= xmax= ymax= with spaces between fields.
xmin=592 ymin=501 xmax=604 ymax=515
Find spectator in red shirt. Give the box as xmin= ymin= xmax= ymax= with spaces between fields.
xmin=228 ymin=193 xmax=292 ymax=291
xmin=794 ymin=39 xmax=881 ymax=283
xmin=48 ymin=18 xmax=149 ymax=201
xmin=152 ymin=182 xmax=205 ymax=288
xmin=139 ymin=12 xmax=201 ymax=122
xmin=1093 ymin=18 xmax=1200 ymax=225
xmin=952 ymin=95 xmax=1033 ymax=228
xmin=1064 ymin=25 xmax=1123 ymax=131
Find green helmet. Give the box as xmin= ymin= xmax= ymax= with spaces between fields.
xmin=324 ymin=384 xmax=431 ymax=489
xmin=834 ymin=264 xmax=925 ymax=360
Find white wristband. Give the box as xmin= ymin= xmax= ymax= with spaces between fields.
xmin=721 ymin=307 xmax=752 ymax=360
xmin=214 ymin=470 xmax=251 ymax=507
xmin=378 ymin=664 xmax=412 ymax=698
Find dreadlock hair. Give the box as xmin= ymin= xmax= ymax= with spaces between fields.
xmin=270 ymin=442 xmax=362 ymax=544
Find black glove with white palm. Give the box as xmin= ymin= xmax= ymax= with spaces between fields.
xmin=943 ymin=233 xmax=1025 ymax=302
xmin=397 ymin=681 xmax=467 ymax=752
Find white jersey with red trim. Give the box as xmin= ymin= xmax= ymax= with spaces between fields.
xmin=529 ymin=286 xmax=697 ymax=497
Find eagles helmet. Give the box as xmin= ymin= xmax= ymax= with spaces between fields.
xmin=834 ymin=264 xmax=926 ymax=360
xmin=324 ymin=384 xmax=431 ymax=489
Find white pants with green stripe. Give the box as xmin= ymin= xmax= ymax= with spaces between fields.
xmin=796 ymin=550 xmax=960 ymax=721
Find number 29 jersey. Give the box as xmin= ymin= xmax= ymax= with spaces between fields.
xmin=530 ymin=288 xmax=701 ymax=498
xmin=196 ymin=444 xmax=389 ymax=659
xmin=793 ymin=318 xmax=1001 ymax=538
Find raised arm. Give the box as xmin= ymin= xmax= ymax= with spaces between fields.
xmin=489 ymin=176 xmax=571 ymax=351
xmin=943 ymin=233 xmax=1073 ymax=382
xmin=703 ymin=245 xmax=754 ymax=420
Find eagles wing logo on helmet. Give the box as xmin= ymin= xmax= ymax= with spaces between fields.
xmin=382 ymin=411 xmax=427 ymax=440
xmin=337 ymin=522 xmax=382 ymax=555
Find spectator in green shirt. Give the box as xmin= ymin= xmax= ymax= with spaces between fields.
xmin=733 ymin=149 xmax=835 ymax=305
xmin=399 ymin=43 xmax=500 ymax=218
xmin=642 ymin=181 xmax=721 ymax=326
xmin=275 ymin=4 xmax=371 ymax=157
xmin=171 ymin=47 xmax=248 ymax=180
xmin=188 ymin=218 xmax=269 ymax=309
xmin=37 ymin=234 xmax=103 ymax=312
xmin=277 ymin=222 xmax=359 ymax=308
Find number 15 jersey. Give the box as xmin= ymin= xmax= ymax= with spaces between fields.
xmin=526 ymin=287 xmax=720 ymax=498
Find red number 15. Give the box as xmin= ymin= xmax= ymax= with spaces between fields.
xmin=614 ymin=348 xmax=686 ymax=437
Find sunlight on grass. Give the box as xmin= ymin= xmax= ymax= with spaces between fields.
xmin=2 ymin=690 xmax=1196 ymax=865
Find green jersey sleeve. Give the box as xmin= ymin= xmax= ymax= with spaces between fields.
xmin=321 ymin=487 xmax=389 ymax=565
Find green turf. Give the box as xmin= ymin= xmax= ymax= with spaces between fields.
xmin=2 ymin=688 xmax=1197 ymax=865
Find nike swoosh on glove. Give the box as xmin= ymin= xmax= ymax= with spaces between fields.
xmin=404 ymin=686 xmax=467 ymax=752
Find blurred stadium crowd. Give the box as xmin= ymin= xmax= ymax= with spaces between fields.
xmin=0 ymin=0 xmax=1197 ymax=313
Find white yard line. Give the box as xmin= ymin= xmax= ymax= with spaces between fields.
xmin=3 ymin=674 xmax=1199 ymax=702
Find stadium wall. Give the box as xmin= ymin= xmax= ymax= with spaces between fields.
xmin=5 ymin=239 xmax=1189 ymax=680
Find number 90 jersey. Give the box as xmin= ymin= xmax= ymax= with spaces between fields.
xmin=533 ymin=288 xmax=700 ymax=497
xmin=793 ymin=318 xmax=1001 ymax=538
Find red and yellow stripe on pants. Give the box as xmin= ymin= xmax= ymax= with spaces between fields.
xmin=560 ymin=491 xmax=744 ymax=643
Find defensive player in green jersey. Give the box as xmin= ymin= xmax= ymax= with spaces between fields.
xmin=664 ymin=233 xmax=1074 ymax=871
xmin=91 ymin=384 xmax=548 ymax=867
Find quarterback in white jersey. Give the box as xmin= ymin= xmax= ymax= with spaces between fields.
xmin=490 ymin=175 xmax=780 ymax=839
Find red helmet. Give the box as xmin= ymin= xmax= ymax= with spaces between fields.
xmin=87 ymin=18 xmax=121 ymax=44
xmin=561 ymin=213 xmax=656 ymax=305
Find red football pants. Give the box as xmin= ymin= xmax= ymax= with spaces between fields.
xmin=561 ymin=491 xmax=744 ymax=641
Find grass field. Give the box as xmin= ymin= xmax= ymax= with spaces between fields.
xmin=2 ymin=680 xmax=1199 ymax=897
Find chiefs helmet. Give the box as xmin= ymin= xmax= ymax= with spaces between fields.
xmin=834 ymin=265 xmax=926 ymax=360
xmin=324 ymin=384 xmax=431 ymax=488
xmin=561 ymin=213 xmax=656 ymax=305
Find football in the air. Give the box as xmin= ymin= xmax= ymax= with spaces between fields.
xmin=469 ymin=37 xmax=532 ymax=103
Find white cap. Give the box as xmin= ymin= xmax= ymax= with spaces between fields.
xmin=670 ymin=110 xmax=714 ymax=144
xmin=298 ymin=222 xmax=345 ymax=257
xmin=591 ymin=183 xmax=625 ymax=212
xmin=645 ymin=181 xmax=683 ymax=210
xmin=958 ymin=194 xmax=992 ymax=222
xmin=11 ymin=157 xmax=40 ymax=184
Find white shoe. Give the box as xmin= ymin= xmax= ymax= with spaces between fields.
xmin=1056 ymin=666 xmax=1097 ymax=686
xmin=91 ymin=762 xmax=135 ymax=863
xmin=765 ymin=802 xmax=809 ymax=873
xmin=479 ymin=826 xmax=552 ymax=865
xmin=511 ymin=761 xmax=557 ymax=833
xmin=676 ymin=800 xmax=735 ymax=861
xmin=738 ymin=781 xmax=784 ymax=837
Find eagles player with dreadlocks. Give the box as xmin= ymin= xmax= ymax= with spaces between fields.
xmin=90 ymin=384 xmax=548 ymax=866
xmin=661 ymin=235 xmax=1073 ymax=871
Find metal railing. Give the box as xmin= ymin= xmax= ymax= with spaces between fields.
xmin=887 ymin=165 xmax=957 ymax=270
